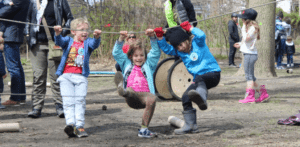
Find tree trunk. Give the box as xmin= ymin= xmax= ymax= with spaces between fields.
xmin=235 ymin=0 xmax=277 ymax=78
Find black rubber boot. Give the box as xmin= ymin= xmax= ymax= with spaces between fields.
xmin=56 ymin=103 xmax=64 ymax=118
xmin=188 ymin=81 xmax=208 ymax=110
xmin=28 ymin=109 xmax=42 ymax=118
xmin=174 ymin=109 xmax=199 ymax=135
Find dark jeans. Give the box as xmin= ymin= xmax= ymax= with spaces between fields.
xmin=0 ymin=77 xmax=3 ymax=93
xmin=287 ymin=54 xmax=293 ymax=64
xmin=2 ymin=43 xmax=26 ymax=101
xmin=182 ymin=72 xmax=220 ymax=111
xmin=229 ymin=41 xmax=237 ymax=65
xmin=277 ymin=39 xmax=286 ymax=66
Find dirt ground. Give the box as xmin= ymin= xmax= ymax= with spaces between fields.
xmin=1 ymin=54 xmax=300 ymax=147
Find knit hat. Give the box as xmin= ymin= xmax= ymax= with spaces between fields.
xmin=237 ymin=8 xmax=258 ymax=20
xmin=165 ymin=27 xmax=189 ymax=48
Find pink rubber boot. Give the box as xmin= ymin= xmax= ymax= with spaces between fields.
xmin=239 ymin=88 xmax=255 ymax=104
xmin=255 ymin=85 xmax=270 ymax=103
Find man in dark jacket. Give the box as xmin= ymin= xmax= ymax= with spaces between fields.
xmin=24 ymin=0 xmax=73 ymax=118
xmin=0 ymin=0 xmax=29 ymax=106
xmin=228 ymin=13 xmax=240 ymax=67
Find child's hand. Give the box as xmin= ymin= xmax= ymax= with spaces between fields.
xmin=145 ymin=29 xmax=155 ymax=37
xmin=180 ymin=21 xmax=193 ymax=32
xmin=154 ymin=27 xmax=164 ymax=38
xmin=2 ymin=74 xmax=7 ymax=79
xmin=9 ymin=2 xmax=14 ymax=5
xmin=234 ymin=43 xmax=240 ymax=48
xmin=54 ymin=25 xmax=62 ymax=36
xmin=93 ymin=29 xmax=102 ymax=39
xmin=119 ymin=31 xmax=128 ymax=41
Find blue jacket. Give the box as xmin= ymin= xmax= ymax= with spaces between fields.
xmin=54 ymin=35 xmax=101 ymax=77
xmin=112 ymin=37 xmax=161 ymax=94
xmin=157 ymin=27 xmax=221 ymax=81
xmin=0 ymin=0 xmax=30 ymax=43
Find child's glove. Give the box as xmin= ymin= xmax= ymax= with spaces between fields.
xmin=180 ymin=21 xmax=192 ymax=32
xmin=154 ymin=27 xmax=164 ymax=38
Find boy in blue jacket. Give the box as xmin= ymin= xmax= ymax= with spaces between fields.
xmin=54 ymin=18 xmax=101 ymax=138
xmin=154 ymin=21 xmax=221 ymax=135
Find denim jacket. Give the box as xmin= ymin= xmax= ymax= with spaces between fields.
xmin=54 ymin=35 xmax=101 ymax=77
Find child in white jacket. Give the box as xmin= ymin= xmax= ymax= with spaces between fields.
xmin=234 ymin=8 xmax=270 ymax=104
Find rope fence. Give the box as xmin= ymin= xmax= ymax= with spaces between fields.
xmin=0 ymin=0 xmax=286 ymax=97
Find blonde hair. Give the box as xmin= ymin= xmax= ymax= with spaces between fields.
xmin=245 ymin=19 xmax=260 ymax=40
xmin=287 ymin=36 xmax=293 ymax=40
xmin=70 ymin=17 xmax=90 ymax=30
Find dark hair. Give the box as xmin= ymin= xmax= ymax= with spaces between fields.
xmin=231 ymin=13 xmax=238 ymax=18
xmin=170 ymin=0 xmax=176 ymax=8
xmin=284 ymin=17 xmax=291 ymax=24
xmin=277 ymin=11 xmax=283 ymax=19
xmin=126 ymin=40 xmax=147 ymax=63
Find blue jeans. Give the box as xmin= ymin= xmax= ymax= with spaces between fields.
xmin=2 ymin=43 xmax=26 ymax=101
xmin=277 ymin=39 xmax=286 ymax=66
xmin=0 ymin=77 xmax=3 ymax=93
xmin=57 ymin=73 xmax=88 ymax=128
xmin=287 ymin=54 xmax=293 ymax=64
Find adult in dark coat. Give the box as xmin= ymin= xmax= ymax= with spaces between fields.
xmin=0 ymin=0 xmax=30 ymax=106
xmin=228 ymin=13 xmax=240 ymax=67
xmin=24 ymin=0 xmax=73 ymax=118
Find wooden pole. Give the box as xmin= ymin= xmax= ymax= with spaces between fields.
xmin=0 ymin=123 xmax=21 ymax=132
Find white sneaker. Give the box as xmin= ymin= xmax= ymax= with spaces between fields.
xmin=291 ymin=63 xmax=294 ymax=67
xmin=287 ymin=64 xmax=290 ymax=68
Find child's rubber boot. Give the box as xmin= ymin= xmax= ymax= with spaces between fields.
xmin=255 ymin=85 xmax=270 ymax=103
xmin=188 ymin=81 xmax=208 ymax=110
xmin=174 ymin=108 xmax=199 ymax=135
xmin=239 ymin=88 xmax=255 ymax=104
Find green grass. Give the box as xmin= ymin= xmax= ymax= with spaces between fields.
xmin=214 ymin=54 xmax=228 ymax=60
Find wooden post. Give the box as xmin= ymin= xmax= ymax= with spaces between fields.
xmin=0 ymin=123 xmax=21 ymax=132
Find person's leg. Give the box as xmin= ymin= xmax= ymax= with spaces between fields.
xmin=72 ymin=74 xmax=88 ymax=129
xmin=286 ymin=54 xmax=290 ymax=65
xmin=135 ymin=92 xmax=157 ymax=138
xmin=188 ymin=72 xmax=220 ymax=110
xmin=228 ymin=41 xmax=236 ymax=66
xmin=2 ymin=43 xmax=25 ymax=105
xmin=0 ymin=76 xmax=5 ymax=109
xmin=29 ymin=44 xmax=48 ymax=111
xmin=240 ymin=54 xmax=257 ymax=103
xmin=290 ymin=54 xmax=294 ymax=66
xmin=136 ymin=92 xmax=156 ymax=127
xmin=57 ymin=74 xmax=76 ymax=127
xmin=73 ymin=74 xmax=88 ymax=137
xmin=48 ymin=58 xmax=64 ymax=117
xmin=174 ymin=84 xmax=199 ymax=135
